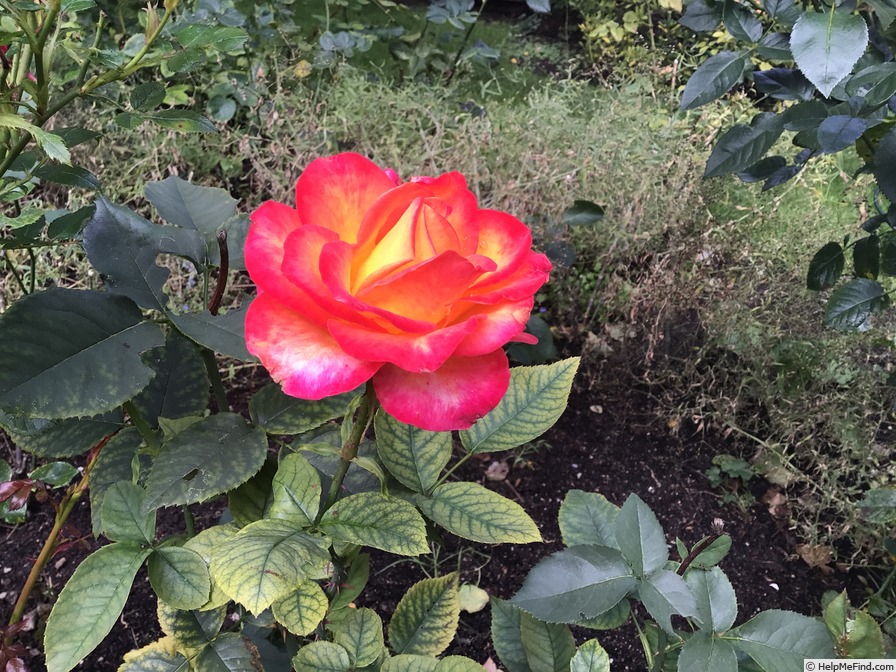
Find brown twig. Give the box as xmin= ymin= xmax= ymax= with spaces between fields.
xmin=208 ymin=230 xmax=228 ymax=316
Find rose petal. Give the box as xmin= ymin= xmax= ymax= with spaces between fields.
xmin=469 ymin=209 xmax=537 ymax=290
xmin=415 ymin=172 xmax=479 ymax=255
xmin=358 ymin=251 xmax=488 ymax=324
xmin=450 ymin=297 xmax=535 ymax=356
xmin=281 ymin=226 xmax=383 ymax=330
xmin=246 ymin=200 xmax=305 ymax=303
xmin=373 ymin=349 xmax=510 ymax=431
xmin=354 ymin=196 xmax=424 ymax=289
xmin=296 ymin=153 xmax=397 ymax=244
xmin=469 ymin=251 xmax=552 ymax=303
xmin=328 ymin=316 xmax=483 ymax=373
xmin=245 ymin=293 xmax=381 ymax=399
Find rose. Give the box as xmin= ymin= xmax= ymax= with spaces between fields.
xmin=244 ymin=152 xmax=551 ymax=431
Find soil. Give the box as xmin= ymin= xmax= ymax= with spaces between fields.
xmin=0 ymin=340 xmax=867 ymax=672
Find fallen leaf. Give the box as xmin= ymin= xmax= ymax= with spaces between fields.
xmin=485 ymin=461 xmax=509 ymax=481
xmin=795 ymin=543 xmax=833 ymax=572
xmin=762 ymin=488 xmax=788 ymax=518
xmin=459 ymin=584 xmax=489 ymax=613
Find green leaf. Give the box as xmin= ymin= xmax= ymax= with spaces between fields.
xmin=873 ymin=126 xmax=896 ymax=204
xmin=320 ymin=491 xmax=429 ymax=555
xmin=722 ymin=0 xmax=762 ymax=42
xmin=575 ymin=599 xmax=630 ymax=630
xmin=389 ymin=574 xmax=459 ymax=656
xmin=382 ymin=655 xmax=438 ymax=672
xmin=131 ymin=82 xmax=166 ymax=112
xmin=182 ymin=525 xmax=238 ymax=611
xmin=0 ymin=113 xmax=71 ymax=164
xmin=0 ymin=289 xmax=164 ymax=418
xmin=89 ymin=428 xmax=142 ymax=535
xmin=83 ymin=197 xmax=205 ymax=309
xmin=561 ymin=201 xmax=605 ymax=227
xmin=569 ymin=639 xmax=611 ymax=672
xmin=33 ymin=164 xmax=99 ymax=189
xmin=790 ymin=9 xmax=868 ymax=97
xmin=615 ymin=494 xmax=668 ymax=576
xmin=783 ymin=100 xmax=829 ymax=132
xmin=679 ymin=0 xmax=722 ymax=32
xmin=268 ymin=452 xmax=321 ymax=526
xmin=194 ymin=633 xmax=262 ymax=671
xmin=173 ymin=24 xmax=248 ymax=51
xmin=685 ymin=566 xmax=737 ymax=632
xmin=731 ymin=609 xmax=835 ymax=672
xmin=143 ymin=413 xmax=267 ymax=511
xmin=228 ymin=458 xmax=276 ymax=528
xmin=0 ymin=205 xmax=43 ymax=230
xmin=375 ymin=410 xmax=451 ymax=493
xmin=557 ymin=490 xmax=619 ymax=548
xmin=132 ymin=330 xmax=210 ymax=427
xmin=859 ymin=487 xmax=896 ymax=523
xmin=44 ymin=543 xmax=153 ymax=672
xmin=681 ymin=52 xmax=747 ymax=110
xmin=144 ymin=110 xmax=216 ymax=133
xmin=705 ymin=112 xmax=785 ymax=178
xmin=143 ymin=176 xmax=246 ymax=268
xmin=824 ymin=278 xmax=890 ymax=330
xmin=101 ymin=481 xmax=156 ymax=543
xmin=292 ymin=642 xmax=352 ymax=672
xmin=854 ymin=235 xmax=880 ymax=280
xmin=677 ymin=631 xmax=738 ymax=672
xmin=823 ymin=590 xmax=884 ymax=657
xmin=272 ymin=580 xmax=329 ymax=636
xmin=512 ymin=545 xmax=637 ymax=623
xmin=158 ymin=602 xmax=226 ymax=657
xmin=519 ymin=610 xmax=576 ymax=672
xmin=638 ymin=569 xmax=698 ymax=635
xmin=417 ymin=482 xmax=540 ymax=544
xmin=460 ymin=358 xmax=579 ymax=453
xmin=329 ymin=607 xmax=384 ymax=667
xmin=28 ymin=461 xmax=78 ymax=486
xmin=491 ymin=598 xmax=530 ymax=672
xmin=249 ymin=383 xmax=357 ymax=435
xmin=148 ymin=546 xmax=211 ymax=610
xmin=47 ymin=204 xmax=95 ymax=240
xmin=757 ymin=32 xmax=792 ymax=60
xmin=330 ymin=554 xmax=370 ymax=612
xmin=807 ymin=242 xmax=845 ymax=290
xmin=170 ymin=304 xmax=256 ymax=361
xmin=119 ymin=639 xmax=189 ymax=671
xmin=0 ymin=410 xmax=121 ymax=458
xmin=818 ymin=116 xmax=868 ymax=154
xmin=688 ymin=535 xmax=733 ymax=569
xmin=209 ymin=518 xmax=329 ymax=615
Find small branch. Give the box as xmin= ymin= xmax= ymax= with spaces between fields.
xmin=201 ymin=349 xmax=229 ymax=414
xmin=123 ymin=400 xmax=160 ymax=453
xmin=208 ymin=230 xmax=228 ymax=316
xmin=314 ymin=384 xmax=377 ymax=525
xmin=4 ymin=434 xmax=110 ymax=642
xmin=676 ymin=533 xmax=722 ymax=576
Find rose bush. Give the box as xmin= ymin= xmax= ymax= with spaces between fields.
xmin=245 ymin=152 xmax=551 ymax=430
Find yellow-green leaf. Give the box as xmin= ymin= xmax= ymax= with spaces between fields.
xmin=209 ymin=519 xmax=329 ymax=615
xmin=417 ymin=482 xmax=541 ymax=544
xmin=182 ymin=524 xmax=238 ymax=610
xmin=269 ymin=452 xmax=321 ymax=526
xmin=319 ymin=491 xmax=429 ymax=556
xmin=119 ymin=636 xmax=188 ymax=671
xmin=328 ymin=607 xmax=384 ymax=667
xmin=389 ymin=573 xmax=459 ymax=656
xmin=148 ymin=546 xmax=211 ymax=610
xmin=375 ymin=410 xmax=451 ymax=493
xmin=460 ymin=358 xmax=579 ymax=453
xmin=292 ymin=642 xmax=352 ymax=672
xmin=44 ymin=543 xmax=153 ymax=672
xmin=157 ymin=603 xmax=226 ymax=658
xmin=272 ymin=580 xmax=329 ymax=636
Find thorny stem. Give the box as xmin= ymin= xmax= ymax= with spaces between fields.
xmin=208 ymin=231 xmax=228 ymax=316
xmin=4 ymin=435 xmax=111 ymax=643
xmin=123 ymin=400 xmax=160 ymax=453
xmin=314 ymin=384 xmax=377 ymax=526
xmin=676 ymin=533 xmax=722 ymax=576
xmin=445 ymin=0 xmax=489 ymax=84
xmin=202 ymin=349 xmax=229 ymax=413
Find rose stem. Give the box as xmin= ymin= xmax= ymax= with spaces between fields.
xmin=675 ymin=533 xmax=722 ymax=576
xmin=4 ymin=435 xmax=110 ymax=643
xmin=314 ymin=383 xmax=378 ymax=525
xmin=199 ymin=231 xmax=231 ymax=414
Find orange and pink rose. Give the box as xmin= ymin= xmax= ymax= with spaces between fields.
xmin=244 ymin=153 xmax=551 ymax=431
